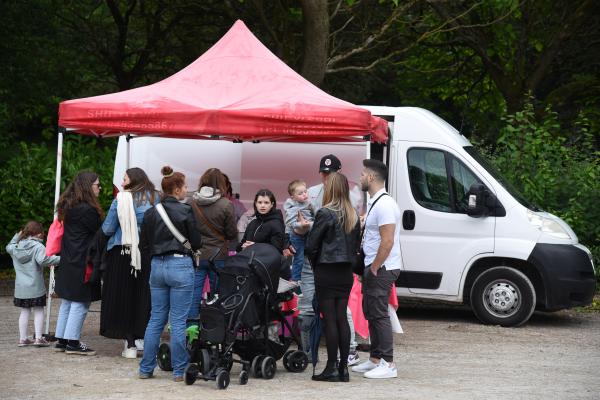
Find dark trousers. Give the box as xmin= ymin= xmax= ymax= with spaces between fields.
xmin=362 ymin=265 xmax=400 ymax=362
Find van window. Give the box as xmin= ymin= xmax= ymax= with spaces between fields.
xmin=407 ymin=149 xmax=451 ymax=212
xmin=408 ymin=148 xmax=484 ymax=214
xmin=451 ymin=158 xmax=481 ymax=213
xmin=464 ymin=146 xmax=540 ymax=211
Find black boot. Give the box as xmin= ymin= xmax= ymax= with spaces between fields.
xmin=338 ymin=361 xmax=349 ymax=382
xmin=312 ymin=361 xmax=340 ymax=382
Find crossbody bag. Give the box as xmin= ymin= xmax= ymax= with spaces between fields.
xmin=156 ymin=203 xmax=201 ymax=266
xmin=191 ymin=202 xmax=229 ymax=258
xmin=353 ymin=193 xmax=389 ymax=275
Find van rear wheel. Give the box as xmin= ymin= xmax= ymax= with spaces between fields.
xmin=470 ymin=267 xmax=536 ymax=327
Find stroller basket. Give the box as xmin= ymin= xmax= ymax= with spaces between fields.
xmin=200 ymin=305 xmax=226 ymax=344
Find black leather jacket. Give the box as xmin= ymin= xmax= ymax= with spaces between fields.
xmin=140 ymin=196 xmax=202 ymax=257
xmin=305 ymin=208 xmax=361 ymax=267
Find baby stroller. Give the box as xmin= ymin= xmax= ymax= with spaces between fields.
xmin=159 ymin=243 xmax=308 ymax=389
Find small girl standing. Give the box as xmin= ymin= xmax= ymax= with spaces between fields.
xmin=6 ymin=221 xmax=60 ymax=347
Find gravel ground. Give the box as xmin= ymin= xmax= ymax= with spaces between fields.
xmin=0 ymin=296 xmax=599 ymax=400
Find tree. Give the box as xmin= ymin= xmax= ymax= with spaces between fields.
xmin=424 ymin=0 xmax=599 ymax=113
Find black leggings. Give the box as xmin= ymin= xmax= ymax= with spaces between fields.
xmin=319 ymin=297 xmax=350 ymax=365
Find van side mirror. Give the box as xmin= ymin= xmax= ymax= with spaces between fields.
xmin=467 ymin=183 xmax=489 ymax=217
xmin=466 ymin=183 xmax=506 ymax=217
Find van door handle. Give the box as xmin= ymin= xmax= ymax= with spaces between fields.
xmin=403 ymin=210 xmax=415 ymax=230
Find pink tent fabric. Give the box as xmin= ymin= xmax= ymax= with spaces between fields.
xmin=59 ymin=20 xmax=387 ymax=143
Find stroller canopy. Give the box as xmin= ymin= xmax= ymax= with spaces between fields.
xmin=222 ymin=243 xmax=282 ymax=295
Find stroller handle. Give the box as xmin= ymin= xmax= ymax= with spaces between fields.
xmin=247 ymin=251 xmax=256 ymax=272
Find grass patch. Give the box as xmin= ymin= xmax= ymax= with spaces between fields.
xmin=0 ymin=268 xmax=15 ymax=281
xmin=575 ymin=295 xmax=600 ymax=313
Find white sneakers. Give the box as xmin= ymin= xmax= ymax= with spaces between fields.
xmin=122 ymin=347 xmax=137 ymax=359
xmin=122 ymin=340 xmax=138 ymax=359
xmin=351 ymin=358 xmax=378 ymax=373
xmin=352 ymin=358 xmax=397 ymax=379
xmin=348 ymin=350 xmax=361 ymax=366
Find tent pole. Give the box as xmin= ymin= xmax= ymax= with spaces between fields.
xmin=126 ymin=134 xmax=132 ymax=169
xmin=53 ymin=129 xmax=64 ymax=212
xmin=45 ymin=128 xmax=65 ymax=337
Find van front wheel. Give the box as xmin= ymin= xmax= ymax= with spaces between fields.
xmin=470 ymin=267 xmax=536 ymax=327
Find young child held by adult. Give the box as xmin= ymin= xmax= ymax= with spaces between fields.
xmin=6 ymin=221 xmax=60 ymax=347
xmin=283 ymin=180 xmax=315 ymax=284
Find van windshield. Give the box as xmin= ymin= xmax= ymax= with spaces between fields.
xmin=464 ymin=146 xmax=540 ymax=211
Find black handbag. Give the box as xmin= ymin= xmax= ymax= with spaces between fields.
xmin=353 ymin=247 xmax=367 ymax=275
xmin=353 ymin=193 xmax=389 ymax=275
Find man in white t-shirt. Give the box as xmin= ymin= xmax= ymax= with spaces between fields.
xmin=352 ymin=159 xmax=402 ymax=379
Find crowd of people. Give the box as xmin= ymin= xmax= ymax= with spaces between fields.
xmin=7 ymin=153 xmax=402 ymax=383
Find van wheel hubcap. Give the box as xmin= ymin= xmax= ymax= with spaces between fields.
xmin=482 ymin=280 xmax=520 ymax=318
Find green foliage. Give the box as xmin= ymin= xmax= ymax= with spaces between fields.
xmin=489 ymin=99 xmax=600 ymax=274
xmin=0 ymin=136 xmax=116 ymax=258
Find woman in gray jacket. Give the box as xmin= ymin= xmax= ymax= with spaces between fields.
xmin=187 ymin=168 xmax=238 ymax=322
xmin=6 ymin=221 xmax=60 ymax=347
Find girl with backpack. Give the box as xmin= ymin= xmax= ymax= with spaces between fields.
xmin=7 ymin=221 xmax=60 ymax=347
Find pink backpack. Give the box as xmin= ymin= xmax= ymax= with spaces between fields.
xmin=45 ymin=219 xmax=64 ymax=256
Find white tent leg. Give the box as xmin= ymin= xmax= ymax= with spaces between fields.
xmin=45 ymin=129 xmax=64 ymax=336
xmin=126 ymin=134 xmax=131 ymax=169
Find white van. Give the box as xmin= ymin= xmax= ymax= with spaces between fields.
xmin=114 ymin=106 xmax=596 ymax=326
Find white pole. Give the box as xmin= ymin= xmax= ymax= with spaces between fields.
xmin=45 ymin=129 xmax=64 ymax=336
xmin=126 ymin=134 xmax=131 ymax=169
xmin=53 ymin=130 xmax=64 ymax=210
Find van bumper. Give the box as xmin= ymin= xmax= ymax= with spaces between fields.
xmin=527 ymin=243 xmax=596 ymax=311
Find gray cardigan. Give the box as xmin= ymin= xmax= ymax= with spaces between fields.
xmin=6 ymin=233 xmax=60 ymax=299
xmin=283 ymin=198 xmax=314 ymax=234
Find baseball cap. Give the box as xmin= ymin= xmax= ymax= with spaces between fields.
xmin=319 ymin=154 xmax=342 ymax=173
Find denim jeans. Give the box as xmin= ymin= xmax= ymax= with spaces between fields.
xmin=299 ymin=258 xmax=315 ymax=356
xmin=289 ymin=232 xmax=306 ymax=282
xmin=55 ymin=300 xmax=90 ymax=341
xmin=139 ymin=255 xmax=194 ymax=378
xmin=187 ymin=259 xmax=224 ymax=323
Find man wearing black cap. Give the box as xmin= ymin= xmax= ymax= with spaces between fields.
xmin=299 ymin=153 xmax=362 ymax=367
xmin=307 ymin=154 xmax=342 ymax=212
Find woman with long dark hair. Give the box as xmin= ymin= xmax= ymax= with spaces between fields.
xmin=305 ymin=172 xmax=360 ymax=382
xmin=236 ymin=188 xmax=285 ymax=253
xmin=187 ymin=168 xmax=237 ymax=322
xmin=138 ymin=166 xmax=202 ymax=381
xmin=53 ymin=171 xmax=104 ymax=356
xmin=100 ymin=167 xmax=158 ymax=358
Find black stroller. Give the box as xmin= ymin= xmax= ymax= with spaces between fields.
xmin=159 ymin=243 xmax=308 ymax=389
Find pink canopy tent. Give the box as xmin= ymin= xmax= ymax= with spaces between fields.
xmin=47 ymin=20 xmax=389 ymax=336
xmin=58 ymin=20 xmax=388 ymax=143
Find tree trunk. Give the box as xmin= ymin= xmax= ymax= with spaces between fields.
xmin=299 ymin=0 xmax=329 ymax=86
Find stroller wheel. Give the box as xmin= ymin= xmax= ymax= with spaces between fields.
xmin=238 ymin=370 xmax=249 ymax=385
xmin=250 ymin=355 xmax=264 ymax=378
xmin=157 ymin=343 xmax=173 ymax=371
xmin=260 ymin=356 xmax=277 ymax=379
xmin=287 ymin=351 xmax=309 ymax=373
xmin=282 ymin=350 xmax=295 ymax=371
xmin=199 ymin=348 xmax=211 ymax=376
xmin=184 ymin=363 xmax=199 ymax=385
xmin=216 ymin=368 xmax=230 ymax=390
